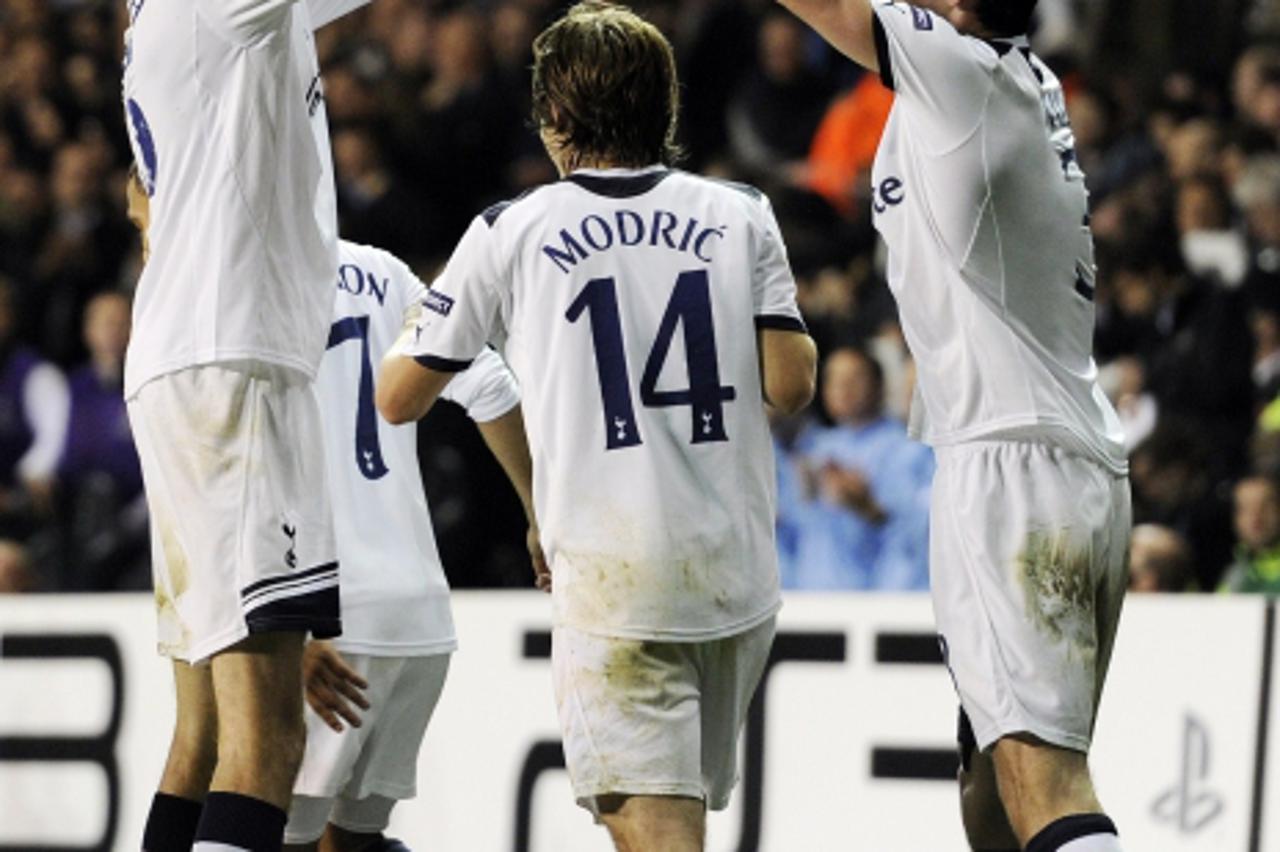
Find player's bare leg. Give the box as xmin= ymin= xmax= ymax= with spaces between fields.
xmin=597 ymin=794 xmax=704 ymax=852
xmin=159 ymin=661 xmax=219 ymax=797
xmin=207 ymin=631 xmax=308 ymax=809
xmin=991 ymin=735 xmax=1120 ymax=851
xmin=143 ymin=661 xmax=218 ymax=851
xmin=958 ymin=747 xmax=1019 ymax=851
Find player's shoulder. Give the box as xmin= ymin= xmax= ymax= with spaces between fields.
xmin=336 ymin=240 xmax=422 ymax=307
xmin=478 ymin=184 xmax=558 ymax=230
xmin=681 ymin=171 xmax=767 ymax=203
xmin=338 ymin=240 xmax=411 ymax=277
xmin=874 ymin=2 xmax=1007 ymax=69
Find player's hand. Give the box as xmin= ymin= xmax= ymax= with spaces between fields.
xmin=527 ymin=527 xmax=552 ymax=593
xmin=302 ymin=641 xmax=370 ymax=733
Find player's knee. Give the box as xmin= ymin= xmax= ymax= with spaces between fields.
xmin=161 ymin=726 xmax=218 ymax=796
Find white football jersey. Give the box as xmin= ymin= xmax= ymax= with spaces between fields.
xmin=320 ymin=241 xmax=520 ymax=654
xmin=870 ymin=3 xmax=1127 ymax=473
xmin=120 ymin=0 xmax=368 ymax=399
xmin=401 ymin=166 xmax=804 ymax=641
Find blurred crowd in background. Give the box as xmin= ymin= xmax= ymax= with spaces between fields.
xmin=0 ymin=0 xmax=1279 ymax=596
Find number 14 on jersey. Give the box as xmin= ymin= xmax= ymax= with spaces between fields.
xmin=566 ymin=269 xmax=736 ymax=451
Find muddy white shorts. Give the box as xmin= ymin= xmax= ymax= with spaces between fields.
xmin=930 ymin=441 xmax=1130 ymax=754
xmin=552 ymin=616 xmax=775 ymax=815
xmin=286 ymin=652 xmax=450 ymax=843
xmin=128 ymin=362 xmax=340 ymax=664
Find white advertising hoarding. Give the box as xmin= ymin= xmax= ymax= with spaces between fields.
xmin=0 ymin=593 xmax=1275 ymax=851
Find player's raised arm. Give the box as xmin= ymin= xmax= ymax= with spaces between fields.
xmin=775 ymin=0 xmax=879 ymax=70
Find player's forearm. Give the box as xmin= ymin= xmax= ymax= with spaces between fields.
xmin=476 ymin=407 xmax=537 ymax=525
xmin=759 ymin=330 xmax=818 ymax=415
xmin=776 ymin=0 xmax=879 ymax=71
xmin=375 ymin=354 xmax=451 ymax=424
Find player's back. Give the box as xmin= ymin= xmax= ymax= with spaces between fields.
xmin=121 ymin=0 xmax=338 ymax=399
xmin=465 ymin=167 xmax=800 ymax=640
xmin=869 ymin=4 xmax=1125 ymax=472
xmin=316 ymin=242 xmax=455 ymax=654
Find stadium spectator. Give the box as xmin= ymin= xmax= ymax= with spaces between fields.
xmin=1219 ymin=474 xmax=1280 ymax=593
xmin=1128 ymin=524 xmax=1194 ymax=592
xmin=0 ymin=276 xmax=68 ymax=538
xmin=803 ymin=72 xmax=893 ymax=218
xmin=726 ymin=10 xmax=836 ymax=182
xmin=1130 ymin=422 xmax=1236 ymax=589
xmin=58 ymin=290 xmax=146 ymax=591
xmin=789 ymin=347 xmax=933 ymax=590
xmin=1096 ymin=224 xmax=1254 ymax=479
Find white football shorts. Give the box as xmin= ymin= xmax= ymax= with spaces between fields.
xmin=128 ymin=362 xmax=339 ymax=664
xmin=552 ymin=616 xmax=775 ymax=815
xmin=286 ymin=652 xmax=451 ymax=843
xmin=930 ymin=440 xmax=1130 ymax=754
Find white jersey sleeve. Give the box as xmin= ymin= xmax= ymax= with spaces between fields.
xmin=872 ymin=2 xmax=997 ymax=148
xmin=440 ymin=348 xmax=521 ymax=423
xmin=403 ymin=216 xmax=507 ymax=371
xmin=194 ymin=0 xmax=299 ymax=44
xmin=305 ymin=0 xmax=371 ymax=29
xmin=752 ymin=195 xmax=805 ymax=330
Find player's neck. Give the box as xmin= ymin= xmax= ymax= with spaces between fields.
xmin=557 ymin=152 xmax=656 ymax=177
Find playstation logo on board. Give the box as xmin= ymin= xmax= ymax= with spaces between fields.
xmin=1151 ymin=713 xmax=1225 ymax=834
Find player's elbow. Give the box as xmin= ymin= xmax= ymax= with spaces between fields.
xmin=375 ymin=383 xmax=417 ymax=425
xmin=768 ymin=370 xmax=817 ymax=415
xmin=375 ymin=363 xmax=423 ymax=425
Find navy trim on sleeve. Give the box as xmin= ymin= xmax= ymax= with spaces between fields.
xmin=482 ymin=200 xmax=514 ymax=227
xmin=565 ymin=169 xmax=672 ymax=198
xmin=482 ymin=186 xmax=541 ymax=228
xmin=873 ymin=15 xmax=895 ymax=91
xmin=755 ymin=315 xmax=809 ymax=334
xmin=414 ymin=354 xmax=474 ymax=373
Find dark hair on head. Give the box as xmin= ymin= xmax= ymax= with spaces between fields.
xmin=974 ymin=0 xmax=1039 ymax=37
xmin=531 ymin=0 xmax=682 ymax=169
xmin=828 ymin=345 xmax=885 ymax=390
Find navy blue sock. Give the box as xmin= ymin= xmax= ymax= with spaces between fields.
xmin=193 ymin=791 xmax=287 ymax=852
xmin=1025 ymin=813 xmax=1119 ymax=852
xmin=143 ymin=793 xmax=203 ymax=852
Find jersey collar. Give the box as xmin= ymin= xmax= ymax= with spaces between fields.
xmin=564 ymin=165 xmax=672 ymax=199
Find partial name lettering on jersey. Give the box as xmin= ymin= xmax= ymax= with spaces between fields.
xmin=872 ymin=175 xmax=906 ymax=216
xmin=337 ymin=263 xmax=389 ymax=306
xmin=541 ymin=209 xmax=727 ymax=274
xmin=1030 ymin=53 xmax=1085 ymax=182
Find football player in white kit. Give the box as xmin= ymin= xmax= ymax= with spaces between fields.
xmin=282 ymin=240 xmax=541 ymax=852
xmin=776 ymin=2 xmax=1129 ymax=851
xmin=122 ymin=2 xmax=371 ymax=851
xmin=376 ymin=4 xmax=817 ymax=849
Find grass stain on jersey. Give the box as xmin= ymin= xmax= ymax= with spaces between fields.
xmin=1015 ymin=531 xmax=1095 ymax=659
